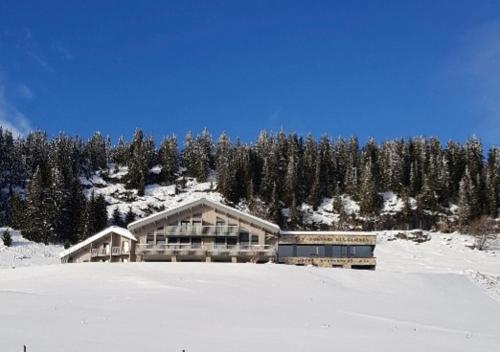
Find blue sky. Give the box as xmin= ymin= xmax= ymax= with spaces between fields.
xmin=0 ymin=1 xmax=499 ymax=146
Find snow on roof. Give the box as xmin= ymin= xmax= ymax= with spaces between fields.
xmin=279 ymin=230 xmax=377 ymax=237
xmin=127 ymin=198 xmax=281 ymax=233
xmin=59 ymin=226 xmax=136 ymax=259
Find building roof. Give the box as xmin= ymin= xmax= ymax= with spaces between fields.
xmin=279 ymin=231 xmax=377 ymax=236
xmin=127 ymin=197 xmax=281 ymax=233
xmin=59 ymin=226 xmax=136 ymax=259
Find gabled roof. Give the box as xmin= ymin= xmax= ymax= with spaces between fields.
xmin=127 ymin=197 xmax=281 ymax=233
xmin=59 ymin=226 xmax=136 ymax=259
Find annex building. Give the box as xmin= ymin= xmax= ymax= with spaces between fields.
xmin=60 ymin=198 xmax=376 ymax=269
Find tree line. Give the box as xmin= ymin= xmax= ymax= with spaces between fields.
xmin=0 ymin=127 xmax=498 ymax=245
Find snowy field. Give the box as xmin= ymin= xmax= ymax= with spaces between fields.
xmin=1 ymin=263 xmax=499 ymax=352
xmin=1 ymin=231 xmax=500 ymax=351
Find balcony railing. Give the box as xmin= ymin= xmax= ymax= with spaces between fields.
xmin=91 ymin=247 xmax=129 ymax=257
xmin=136 ymin=243 xmax=276 ymax=256
xmin=91 ymin=248 xmax=110 ymax=257
xmin=158 ymin=225 xmax=240 ymax=237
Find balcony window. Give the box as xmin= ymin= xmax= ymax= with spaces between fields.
xmin=180 ymin=221 xmax=190 ymax=233
xmin=251 ymin=235 xmax=259 ymax=245
xmin=122 ymin=241 xmax=130 ymax=254
xmin=192 ymin=221 xmax=202 ymax=234
xmin=215 ymin=237 xmax=226 ymax=248
xmin=180 ymin=237 xmax=190 ymax=245
xmin=239 ymin=231 xmax=249 ymax=243
xmin=215 ymin=217 xmax=225 ymax=235
xmin=192 ymin=238 xmax=202 ymax=248
xmin=227 ymin=237 xmax=237 ymax=248
xmin=156 ymin=234 xmax=166 ymax=245
xmin=146 ymin=234 xmax=155 ymax=245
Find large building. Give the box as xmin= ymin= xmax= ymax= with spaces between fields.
xmin=60 ymin=198 xmax=376 ymax=269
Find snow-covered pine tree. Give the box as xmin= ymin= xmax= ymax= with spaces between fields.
xmin=125 ymin=207 xmax=136 ymax=225
xmin=158 ymin=135 xmax=179 ymax=184
xmin=2 ymin=229 xmax=12 ymax=247
xmin=86 ymin=131 xmax=108 ymax=171
xmin=359 ymin=158 xmax=380 ymax=216
xmin=111 ymin=207 xmax=124 ymax=227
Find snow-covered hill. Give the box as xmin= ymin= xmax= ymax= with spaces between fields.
xmin=0 ymin=227 xmax=62 ymax=268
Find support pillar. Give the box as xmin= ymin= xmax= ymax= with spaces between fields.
xmin=206 ymin=256 xmax=212 ymax=263
xmin=171 ymin=256 xmax=177 ymax=262
xmin=231 ymin=257 xmax=237 ymax=263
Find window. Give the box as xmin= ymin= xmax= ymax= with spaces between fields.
xmin=215 ymin=237 xmax=226 ymax=247
xmin=216 ymin=218 xmax=225 ymax=235
xmin=180 ymin=237 xmax=190 ymax=245
xmin=192 ymin=238 xmax=202 ymax=248
xmin=239 ymin=231 xmax=249 ymax=243
xmin=156 ymin=234 xmax=166 ymax=245
xmin=296 ymin=245 xmax=325 ymax=257
xmin=180 ymin=221 xmax=190 ymax=233
xmin=146 ymin=233 xmax=154 ymax=245
xmin=251 ymin=235 xmax=259 ymax=245
xmin=350 ymin=246 xmax=373 ymax=258
xmin=278 ymin=245 xmax=294 ymax=257
xmin=192 ymin=220 xmax=202 ymax=234
xmin=227 ymin=237 xmax=237 ymax=247
xmin=122 ymin=241 xmax=130 ymax=254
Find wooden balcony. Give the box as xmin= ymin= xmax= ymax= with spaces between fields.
xmin=91 ymin=248 xmax=109 ymax=257
xmin=160 ymin=225 xmax=240 ymax=237
xmin=136 ymin=243 xmax=276 ymax=257
xmin=91 ymin=247 xmax=129 ymax=257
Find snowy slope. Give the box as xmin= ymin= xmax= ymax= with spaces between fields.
xmin=0 ymin=263 xmax=499 ymax=352
xmin=0 ymin=227 xmax=62 ymax=268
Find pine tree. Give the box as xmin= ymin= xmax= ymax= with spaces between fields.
xmin=111 ymin=207 xmax=124 ymax=227
xmin=359 ymin=159 xmax=380 ymax=216
xmin=2 ymin=229 xmax=12 ymax=247
xmin=158 ymin=135 xmax=179 ymax=184
xmin=307 ymin=160 xmax=321 ymax=210
xmin=126 ymin=129 xmax=154 ymax=195
xmin=268 ymin=182 xmax=283 ymax=226
xmin=125 ymin=207 xmax=136 ymax=225
xmin=458 ymin=166 xmax=478 ymax=225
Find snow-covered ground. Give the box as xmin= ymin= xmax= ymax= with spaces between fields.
xmin=0 ymin=229 xmax=499 ymax=351
xmin=0 ymin=263 xmax=499 ymax=352
xmin=0 ymin=227 xmax=62 ymax=268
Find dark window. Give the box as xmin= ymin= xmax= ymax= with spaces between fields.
xmin=227 ymin=237 xmax=237 ymax=247
xmin=215 ymin=237 xmax=226 ymax=245
xmin=296 ymin=245 xmax=324 ymax=257
xmin=251 ymin=235 xmax=259 ymax=244
xmin=350 ymin=245 xmax=373 ymax=257
xmin=191 ymin=238 xmax=201 ymax=248
xmin=239 ymin=231 xmax=249 ymax=243
xmin=278 ymin=245 xmax=294 ymax=257
xmin=180 ymin=237 xmax=190 ymax=244
xmin=146 ymin=234 xmax=154 ymax=245
xmin=156 ymin=234 xmax=165 ymax=245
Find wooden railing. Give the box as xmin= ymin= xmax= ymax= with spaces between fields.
xmin=136 ymin=243 xmax=275 ymax=255
xmin=91 ymin=247 xmax=129 ymax=257
xmin=159 ymin=225 xmax=240 ymax=237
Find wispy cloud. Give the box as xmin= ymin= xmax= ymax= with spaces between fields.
xmin=26 ymin=49 xmax=54 ymax=72
xmin=52 ymin=42 xmax=73 ymax=60
xmin=448 ymin=20 xmax=500 ymax=144
xmin=18 ymin=83 xmax=34 ymax=99
xmin=0 ymin=86 xmax=32 ymax=137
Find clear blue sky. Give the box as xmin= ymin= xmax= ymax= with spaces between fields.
xmin=0 ymin=1 xmax=499 ymax=146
